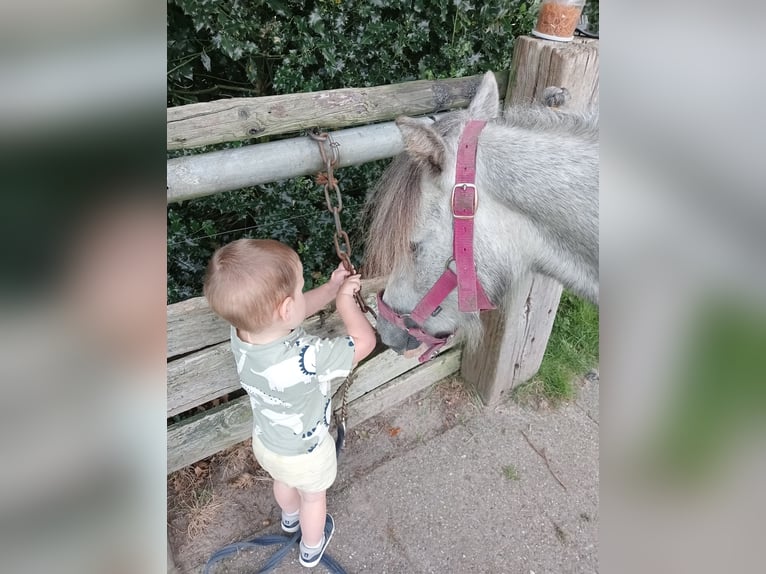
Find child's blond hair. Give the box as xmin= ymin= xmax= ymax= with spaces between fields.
xmin=203 ymin=239 xmax=302 ymax=332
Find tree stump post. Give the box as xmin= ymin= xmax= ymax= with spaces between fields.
xmin=460 ymin=36 xmax=599 ymax=405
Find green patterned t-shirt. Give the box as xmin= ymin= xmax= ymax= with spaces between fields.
xmin=231 ymin=326 xmax=356 ymax=456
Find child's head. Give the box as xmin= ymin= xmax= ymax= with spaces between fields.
xmin=203 ymin=239 xmax=303 ymax=333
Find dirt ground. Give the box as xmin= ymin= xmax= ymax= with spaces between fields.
xmin=167 ymin=376 xmax=480 ymax=573
xmin=168 ymin=370 xmax=600 ymax=573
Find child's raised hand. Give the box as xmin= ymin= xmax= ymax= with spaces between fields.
xmin=338 ymin=274 xmax=362 ymax=298
xmin=328 ymin=262 xmax=351 ymax=291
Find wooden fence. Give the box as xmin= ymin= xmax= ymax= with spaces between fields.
xmin=166 ymin=36 xmax=599 ymax=474
xmin=167 ymin=72 xmax=509 ymax=203
xmin=167 ymin=277 xmax=462 ymax=472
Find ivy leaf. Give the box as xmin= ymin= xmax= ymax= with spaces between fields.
xmin=200 ymin=50 xmax=211 ymax=72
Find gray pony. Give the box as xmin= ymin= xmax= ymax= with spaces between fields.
xmin=363 ymin=71 xmax=598 ymax=354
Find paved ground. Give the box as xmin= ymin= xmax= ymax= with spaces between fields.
xmin=171 ymin=375 xmax=599 ymax=574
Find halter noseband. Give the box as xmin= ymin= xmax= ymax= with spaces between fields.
xmin=377 ymin=119 xmax=495 ymax=363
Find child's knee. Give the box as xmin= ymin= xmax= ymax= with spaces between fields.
xmin=298 ymin=489 xmax=326 ymax=504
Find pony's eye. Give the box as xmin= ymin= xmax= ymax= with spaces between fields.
xmin=409 ymin=242 xmax=419 ymax=254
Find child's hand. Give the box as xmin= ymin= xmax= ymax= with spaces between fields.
xmin=328 ymin=263 xmax=351 ymax=292
xmin=338 ymin=274 xmax=362 ymax=298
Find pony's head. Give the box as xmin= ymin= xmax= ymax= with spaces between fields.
xmin=364 ymin=72 xmax=599 ymax=356
xmin=364 ymin=72 xmax=505 ymax=354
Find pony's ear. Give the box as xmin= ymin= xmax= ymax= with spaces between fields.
xmin=395 ymin=116 xmax=445 ymax=173
xmin=467 ymin=71 xmax=500 ymax=120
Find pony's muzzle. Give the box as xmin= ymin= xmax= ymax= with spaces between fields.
xmin=375 ymin=314 xmax=416 ymax=354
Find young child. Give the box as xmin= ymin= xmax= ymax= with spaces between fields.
xmin=203 ymin=238 xmax=376 ymax=568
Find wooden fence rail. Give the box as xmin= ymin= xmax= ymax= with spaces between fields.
xmin=167 ymin=72 xmax=508 ymax=150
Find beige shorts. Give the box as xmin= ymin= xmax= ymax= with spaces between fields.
xmin=251 ymin=433 xmax=337 ymax=493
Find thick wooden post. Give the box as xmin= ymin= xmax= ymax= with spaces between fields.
xmin=461 ymin=36 xmax=599 ymax=405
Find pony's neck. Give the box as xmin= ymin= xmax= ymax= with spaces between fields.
xmin=477 ymin=131 xmax=599 ymax=303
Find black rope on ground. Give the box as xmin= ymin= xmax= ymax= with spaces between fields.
xmin=203 ymin=529 xmax=347 ymax=574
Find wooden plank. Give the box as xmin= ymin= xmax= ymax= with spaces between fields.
xmin=166 ymin=340 xmax=424 ymax=419
xmin=167 ymin=334 xmax=440 ymax=419
xmin=167 ymin=395 xmax=251 ymax=474
xmin=167 ymin=342 xmax=237 ymax=418
xmin=167 ymin=348 xmax=462 ymax=473
xmin=338 ymin=348 xmax=419 ymax=404
xmin=167 ymin=277 xmax=386 ymax=359
xmin=461 ymin=36 xmax=598 ymax=405
xmin=167 ymin=277 xmax=393 ymax=416
xmin=167 ymin=72 xmax=508 ymax=150
xmin=340 ymin=337 xmax=458 ymax=405
xmin=166 ymin=297 xmax=228 ymax=359
xmin=344 ymin=348 xmax=462 ymax=427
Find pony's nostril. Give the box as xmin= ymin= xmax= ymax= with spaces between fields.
xmin=404 ymin=335 xmax=421 ymax=351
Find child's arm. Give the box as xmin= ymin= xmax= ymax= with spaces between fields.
xmin=336 ymin=274 xmax=376 ymax=366
xmin=303 ymin=263 xmax=349 ymax=317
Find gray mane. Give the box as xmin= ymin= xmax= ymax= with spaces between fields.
xmin=362 ymin=152 xmax=424 ymax=277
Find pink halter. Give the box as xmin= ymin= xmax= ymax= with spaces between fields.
xmin=377 ymin=119 xmax=495 ymax=362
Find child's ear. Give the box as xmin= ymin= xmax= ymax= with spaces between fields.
xmin=277 ymin=296 xmax=293 ymax=322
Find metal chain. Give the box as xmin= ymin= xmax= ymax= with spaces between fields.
xmin=308 ymin=129 xmax=377 ymax=450
xmin=335 ymin=376 xmax=351 ymax=452
xmin=308 ymin=129 xmax=375 ymax=317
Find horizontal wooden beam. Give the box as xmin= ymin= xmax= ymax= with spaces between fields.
xmin=167 ymin=340 xmax=433 ymax=420
xmin=167 ymin=72 xmax=508 ymax=150
xmin=167 ymin=342 xmax=237 ymax=417
xmin=345 ymin=347 xmax=462 ymax=428
xmin=167 ymin=395 xmax=251 ymax=473
xmin=167 ymin=278 xmax=396 ymax=418
xmin=167 ymin=348 xmax=462 ymax=473
xmin=167 ymin=277 xmax=386 ymax=359
xmin=166 ymin=297 xmax=229 ymax=359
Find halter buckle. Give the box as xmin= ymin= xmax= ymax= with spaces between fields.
xmin=451 ymin=183 xmax=478 ymax=219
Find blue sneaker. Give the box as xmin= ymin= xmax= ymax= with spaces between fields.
xmin=299 ymin=514 xmax=335 ymax=568
xmin=281 ymin=512 xmax=300 ymax=534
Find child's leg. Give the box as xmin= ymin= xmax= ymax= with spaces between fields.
xmin=297 ymin=489 xmax=326 ymax=547
xmin=273 ymin=480 xmax=300 ymax=514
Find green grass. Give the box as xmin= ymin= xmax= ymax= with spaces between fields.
xmin=502 ymin=464 xmax=520 ymax=481
xmin=513 ymin=290 xmax=599 ymax=405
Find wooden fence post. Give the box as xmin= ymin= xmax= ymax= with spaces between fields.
xmin=460 ymin=36 xmax=599 ymax=405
